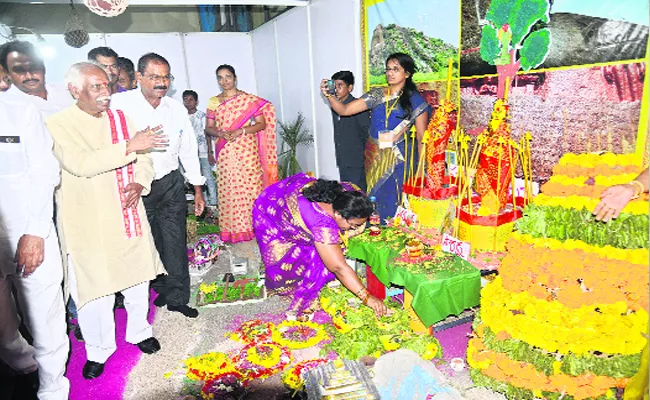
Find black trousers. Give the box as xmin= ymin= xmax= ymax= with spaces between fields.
xmin=143 ymin=169 xmax=189 ymax=306
xmin=339 ymin=166 xmax=367 ymax=193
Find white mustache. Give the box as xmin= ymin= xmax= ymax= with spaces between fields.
xmin=96 ymin=96 xmax=111 ymax=102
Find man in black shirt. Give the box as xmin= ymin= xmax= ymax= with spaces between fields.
xmin=330 ymin=71 xmax=370 ymax=191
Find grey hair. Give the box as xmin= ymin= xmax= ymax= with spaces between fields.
xmin=65 ymin=61 xmax=104 ymax=89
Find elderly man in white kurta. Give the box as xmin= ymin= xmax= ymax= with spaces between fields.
xmin=0 ymin=98 xmax=69 ymax=399
xmin=46 ymin=62 xmax=168 ymax=380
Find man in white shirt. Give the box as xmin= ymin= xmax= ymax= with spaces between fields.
xmin=0 ymin=40 xmax=83 ymax=341
xmin=0 ymin=41 xmax=73 ymax=117
xmin=0 ymin=98 xmax=69 ymax=400
xmin=183 ymin=89 xmax=217 ymax=208
xmin=111 ymin=53 xmax=206 ymax=318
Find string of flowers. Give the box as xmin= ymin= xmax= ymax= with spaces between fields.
xmin=511 ymin=232 xmax=648 ymax=265
xmin=271 ymin=320 xmax=329 ymax=350
xmin=480 ymin=277 xmax=648 ymax=356
xmin=473 ymin=319 xmax=642 ymax=379
xmin=233 ymin=342 xmax=293 ymax=380
xmin=500 ymin=234 xmax=648 ymax=311
xmin=229 ymin=320 xmax=275 ymax=344
xmin=467 ymin=336 xmax=628 ymax=400
xmin=556 ymin=152 xmax=640 ymax=169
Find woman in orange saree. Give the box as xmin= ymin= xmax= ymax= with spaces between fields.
xmin=205 ymin=65 xmax=278 ymax=243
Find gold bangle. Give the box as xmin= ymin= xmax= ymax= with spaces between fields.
xmin=324 ymin=93 xmax=333 ymax=99
xmin=630 ymin=180 xmax=645 ymax=198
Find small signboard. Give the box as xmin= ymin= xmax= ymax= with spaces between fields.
xmin=441 ymin=233 xmax=471 ymax=261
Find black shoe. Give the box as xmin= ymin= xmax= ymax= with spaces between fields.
xmin=153 ymin=294 xmax=167 ymax=307
xmin=82 ymin=361 xmax=104 ymax=379
xmin=74 ymin=325 xmax=84 ymax=342
xmin=14 ymin=370 xmax=39 ymax=399
xmin=113 ymin=292 xmax=125 ymax=309
xmin=137 ymin=337 xmax=161 ymax=354
xmin=167 ymin=304 xmax=199 ymax=318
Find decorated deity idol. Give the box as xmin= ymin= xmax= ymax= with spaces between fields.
xmin=424 ymin=99 xmax=458 ymax=190
xmin=474 ymin=97 xmax=516 ymax=214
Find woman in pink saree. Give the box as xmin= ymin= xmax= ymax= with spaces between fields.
xmin=205 ymin=65 xmax=278 ymax=243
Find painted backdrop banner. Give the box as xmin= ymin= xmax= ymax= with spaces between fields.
xmin=361 ymin=0 xmax=649 ymax=177
xmin=362 ymin=0 xmax=460 ymax=91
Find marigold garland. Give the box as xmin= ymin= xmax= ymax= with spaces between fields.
xmin=281 ymin=358 xmax=330 ymax=391
xmin=469 ymin=367 xmax=618 ymax=400
xmin=467 ymin=337 xmax=628 ymax=400
xmin=511 ymin=232 xmax=648 ymax=265
xmin=552 ymin=162 xmax=642 ymax=178
xmin=480 ymin=277 xmax=648 ymax=355
xmin=473 ymin=321 xmax=642 ymax=379
xmin=271 ymin=320 xmax=329 ymax=350
xmin=558 ymin=152 xmax=640 ymax=168
xmin=233 ymin=342 xmax=292 ymax=380
xmin=184 ymin=352 xmax=240 ymax=382
xmin=229 ymin=319 xmax=275 ymax=344
xmin=500 ymin=235 xmax=649 ymax=311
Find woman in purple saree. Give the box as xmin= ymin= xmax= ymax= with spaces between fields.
xmin=252 ymin=174 xmax=387 ymax=317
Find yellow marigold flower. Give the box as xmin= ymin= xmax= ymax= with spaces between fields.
xmin=480 ymin=277 xmax=648 ymax=355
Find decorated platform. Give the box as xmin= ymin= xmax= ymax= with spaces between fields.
xmin=347 ymin=227 xmax=481 ymax=327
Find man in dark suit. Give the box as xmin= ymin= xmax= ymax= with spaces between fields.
xmin=330 ymin=71 xmax=370 ymax=191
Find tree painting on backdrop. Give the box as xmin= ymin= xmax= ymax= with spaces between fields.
xmin=362 ymin=0 xmax=461 ymax=104
xmin=461 ymin=0 xmax=649 ymax=77
xmin=458 ymin=0 xmax=650 ymax=180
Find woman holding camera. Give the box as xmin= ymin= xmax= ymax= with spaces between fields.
xmin=321 ymin=53 xmax=430 ymax=218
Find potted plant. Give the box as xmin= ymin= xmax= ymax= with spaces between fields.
xmin=277 ymin=112 xmax=314 ymax=179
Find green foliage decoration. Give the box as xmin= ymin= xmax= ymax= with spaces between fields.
xmin=277 ymin=112 xmax=314 ymax=179
xmin=480 ymin=0 xmax=551 ymax=69
xmin=480 ymin=25 xmax=502 ymax=67
xmin=514 ymin=204 xmax=649 ymax=249
xmin=519 ymin=28 xmax=551 ymax=70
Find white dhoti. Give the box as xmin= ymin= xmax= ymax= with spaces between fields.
xmin=68 ymin=256 xmax=153 ymax=363
xmin=0 ymin=232 xmax=70 ymax=400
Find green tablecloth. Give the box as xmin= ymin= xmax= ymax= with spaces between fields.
xmin=347 ymin=228 xmax=481 ymax=327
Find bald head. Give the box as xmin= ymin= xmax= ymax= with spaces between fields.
xmin=65 ymin=62 xmax=107 ymax=90
xmin=66 ymin=62 xmax=112 ymax=116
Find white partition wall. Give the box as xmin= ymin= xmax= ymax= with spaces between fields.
xmin=251 ymin=22 xmax=281 ymax=120
xmin=183 ymin=32 xmax=257 ymax=110
xmin=310 ymin=0 xmax=363 ymax=179
xmin=274 ymin=7 xmax=316 ymax=175
xmin=250 ymin=0 xmax=363 ymax=178
xmin=106 ymin=33 xmax=189 ymax=101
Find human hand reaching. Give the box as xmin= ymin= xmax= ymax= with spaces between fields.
xmin=126 ymin=125 xmax=168 ymax=154
xmin=123 ymin=183 xmax=144 ymax=209
xmin=593 ymin=184 xmax=636 ymax=222
xmin=366 ymin=296 xmax=387 ymax=318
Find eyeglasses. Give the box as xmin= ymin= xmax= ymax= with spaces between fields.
xmin=144 ymin=74 xmax=174 ymax=82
